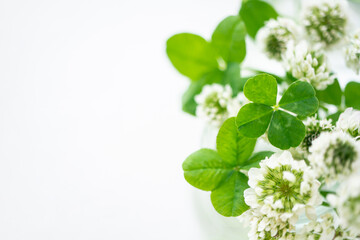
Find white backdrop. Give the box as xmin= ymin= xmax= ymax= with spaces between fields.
xmin=0 ymin=0 xmax=359 ymax=240
xmin=0 ymin=0 xmax=240 ymax=239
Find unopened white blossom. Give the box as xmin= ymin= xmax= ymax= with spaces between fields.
xmin=296 ymin=213 xmax=357 ymax=240
xmin=243 ymin=151 xmax=322 ymax=240
xmin=301 ymin=0 xmax=348 ymax=46
xmin=345 ymin=30 xmax=360 ymax=74
xmin=337 ymin=108 xmax=360 ymax=138
xmin=283 ymin=41 xmax=335 ymax=90
xmin=291 ymin=116 xmax=333 ymax=160
xmin=301 ymin=116 xmax=333 ymax=154
xmin=328 ymin=174 xmax=360 ymax=236
xmin=309 ymin=131 xmax=360 ymax=185
xmin=240 ymin=209 xmax=296 ymax=240
xmin=195 ymin=84 xmax=245 ymax=127
xmin=257 ymin=18 xmax=300 ymax=60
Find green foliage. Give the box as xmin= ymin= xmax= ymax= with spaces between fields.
xmin=239 ymin=0 xmax=278 ymax=38
xmin=183 ymin=149 xmax=232 ymax=191
xmin=211 ymin=171 xmax=249 ymax=217
xmin=216 ymin=117 xmax=257 ymax=165
xmin=244 ymin=74 xmax=277 ymax=105
xmin=345 ymin=81 xmax=360 ymax=110
xmin=166 ymin=33 xmax=219 ymax=81
xmin=167 ymin=15 xmax=249 ymax=115
xmin=279 ymin=81 xmax=319 ymax=116
xmin=183 ymin=118 xmax=273 ymax=216
xmin=236 ymin=103 xmax=274 ymax=138
xmin=316 ymin=79 xmax=342 ymax=106
xmin=211 ymin=16 xmax=247 ymax=63
xmin=222 ymin=62 xmax=244 ymax=96
xmin=236 ymin=74 xmax=319 ymax=150
xmin=268 ymin=111 xmax=306 ymax=149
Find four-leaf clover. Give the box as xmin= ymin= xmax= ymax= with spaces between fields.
xmin=182 ymin=117 xmax=273 ymax=217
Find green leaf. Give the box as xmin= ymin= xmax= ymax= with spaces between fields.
xmin=316 ymin=79 xmax=342 ymax=106
xmin=279 ymin=81 xmax=319 ymax=116
xmin=217 ymin=118 xmax=257 ymax=166
xmin=183 ymin=149 xmax=232 ymax=191
xmin=222 ymin=62 xmax=243 ymax=96
xmin=239 ymin=0 xmax=278 ymax=38
xmin=210 ymin=171 xmax=249 ymax=217
xmin=241 ymin=151 xmax=274 ymax=170
xmin=236 ymin=103 xmax=274 ymax=138
xmin=249 ymin=69 xmax=286 ymax=84
xmin=244 ymin=74 xmax=278 ymax=106
xmin=268 ymin=111 xmax=305 ymax=150
xmin=211 ymin=16 xmax=247 ymax=63
xmin=166 ymin=33 xmax=219 ymax=80
xmin=182 ymin=70 xmax=223 ymax=115
xmin=345 ymin=81 xmax=360 ymax=110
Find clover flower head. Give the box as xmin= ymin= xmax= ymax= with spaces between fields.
xmin=309 ymin=131 xmax=360 ymax=184
xmin=283 ymin=41 xmax=335 ymax=90
xmin=244 ymin=151 xmax=322 ymax=235
xmin=337 ymin=108 xmax=360 ymax=138
xmin=328 ymin=174 xmax=360 ymax=236
xmin=302 ymin=116 xmax=333 ymax=152
xmin=296 ymin=213 xmax=357 ymax=240
xmin=257 ymin=17 xmax=300 ymax=60
xmin=345 ymin=30 xmax=360 ymax=74
xmin=240 ymin=209 xmax=296 ymax=240
xmin=195 ymin=84 xmax=242 ymax=126
xmin=302 ymin=0 xmax=348 ymax=46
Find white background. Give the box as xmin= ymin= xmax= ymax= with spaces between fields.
xmin=0 ymin=0 xmax=240 ymax=239
xmin=0 ymin=0 xmax=359 ymax=240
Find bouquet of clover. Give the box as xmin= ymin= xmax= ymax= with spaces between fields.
xmin=166 ymin=0 xmax=360 ymax=239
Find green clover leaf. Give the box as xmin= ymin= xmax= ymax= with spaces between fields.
xmin=167 ymin=15 xmax=250 ymax=115
xmin=236 ymin=103 xmax=273 ymax=138
xmin=183 ymin=117 xmax=273 ymax=216
xmin=236 ymin=74 xmax=319 ymax=150
xmin=345 ymin=81 xmax=360 ymax=110
xmin=316 ymin=79 xmax=342 ymax=106
xmin=267 ymin=111 xmax=307 ymax=149
xmin=183 ymin=149 xmax=233 ymax=191
xmin=211 ymin=16 xmax=246 ymax=63
xmin=244 ymin=73 xmax=277 ymax=105
xmin=216 ymin=116 xmax=256 ymax=165
xmin=211 ymin=171 xmax=249 ymax=217
xmin=166 ymin=33 xmax=219 ymax=81
xmin=279 ymin=80 xmax=319 ymax=116
xmin=239 ymin=0 xmax=278 ymax=39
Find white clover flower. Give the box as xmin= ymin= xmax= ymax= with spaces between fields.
xmin=244 ymin=151 xmax=322 ymax=237
xmin=296 ymin=213 xmax=357 ymax=240
xmin=301 ymin=0 xmax=348 ymax=46
xmin=337 ymin=108 xmax=360 ymax=138
xmin=239 ymin=209 xmax=296 ymax=240
xmin=283 ymin=41 xmax=335 ymax=90
xmin=309 ymin=131 xmax=360 ymax=185
xmin=293 ymin=116 xmax=334 ymax=158
xmin=257 ymin=17 xmax=300 ymax=60
xmin=195 ymin=84 xmax=244 ymax=127
xmin=290 ymin=116 xmax=332 ymax=160
xmin=344 ymin=30 xmax=360 ymax=74
xmin=328 ymin=174 xmax=360 ymax=236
